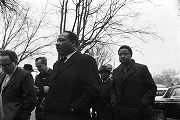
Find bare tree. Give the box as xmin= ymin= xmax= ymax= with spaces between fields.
xmin=0 ymin=7 xmax=55 ymax=64
xmin=161 ymin=69 xmax=179 ymax=87
xmin=177 ymin=0 xmax=180 ymax=15
xmin=153 ymin=69 xmax=180 ymax=87
xmin=0 ymin=0 xmax=21 ymax=13
xmin=85 ymin=43 xmax=113 ymax=68
xmin=50 ymin=0 xmax=161 ymax=58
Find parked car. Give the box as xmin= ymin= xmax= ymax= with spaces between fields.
xmin=153 ymin=85 xmax=180 ymax=120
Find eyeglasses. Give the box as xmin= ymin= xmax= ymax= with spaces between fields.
xmin=0 ymin=62 xmax=13 ymax=68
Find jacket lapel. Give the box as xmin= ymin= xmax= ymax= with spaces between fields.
xmin=126 ymin=67 xmax=135 ymax=79
xmin=2 ymin=68 xmax=19 ymax=91
xmin=53 ymin=52 xmax=79 ymax=79
xmin=59 ymin=52 xmax=79 ymax=73
xmin=0 ymin=72 xmax=5 ymax=87
xmin=116 ymin=65 xmax=125 ymax=80
xmin=3 ymin=68 xmax=19 ymax=90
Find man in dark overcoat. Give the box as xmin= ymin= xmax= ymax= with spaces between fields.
xmin=43 ymin=31 xmax=101 ymax=120
xmin=0 ymin=50 xmax=36 ymax=120
xmin=34 ymin=57 xmax=53 ymax=120
xmin=112 ymin=45 xmax=157 ymax=120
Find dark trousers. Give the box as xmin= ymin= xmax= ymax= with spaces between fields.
xmin=35 ymin=106 xmax=44 ymax=120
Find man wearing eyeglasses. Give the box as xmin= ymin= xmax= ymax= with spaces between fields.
xmin=0 ymin=50 xmax=36 ymax=120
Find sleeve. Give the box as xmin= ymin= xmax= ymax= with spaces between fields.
xmin=21 ymin=72 xmax=37 ymax=119
xmin=141 ymin=65 xmax=157 ymax=106
xmin=70 ymin=55 xmax=102 ymax=112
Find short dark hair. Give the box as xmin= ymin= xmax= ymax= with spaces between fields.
xmin=0 ymin=50 xmax=18 ymax=64
xmin=118 ymin=45 xmax=133 ymax=56
xmin=35 ymin=57 xmax=47 ymax=65
xmin=64 ymin=31 xmax=79 ymax=47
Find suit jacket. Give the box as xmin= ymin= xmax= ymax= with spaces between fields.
xmin=0 ymin=67 xmax=37 ymax=120
xmin=34 ymin=68 xmax=53 ymax=107
xmin=44 ymin=52 xmax=101 ymax=118
xmin=112 ymin=60 xmax=157 ymax=119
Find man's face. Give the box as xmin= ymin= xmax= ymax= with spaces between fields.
xmin=99 ymin=71 xmax=110 ymax=81
xmin=35 ymin=60 xmax=46 ymax=73
xmin=56 ymin=32 xmax=76 ymax=57
xmin=118 ymin=48 xmax=132 ymax=65
xmin=0 ymin=56 xmax=16 ymax=75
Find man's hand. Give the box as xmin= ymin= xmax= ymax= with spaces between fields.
xmin=34 ymin=85 xmax=39 ymax=93
xmin=43 ymin=86 xmax=49 ymax=93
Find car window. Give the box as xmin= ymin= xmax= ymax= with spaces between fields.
xmin=156 ymin=90 xmax=167 ymax=96
xmin=170 ymin=88 xmax=180 ymax=98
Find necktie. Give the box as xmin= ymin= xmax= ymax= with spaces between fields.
xmin=60 ymin=56 xmax=67 ymax=64
xmin=59 ymin=56 xmax=67 ymax=69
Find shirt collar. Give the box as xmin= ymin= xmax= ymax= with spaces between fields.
xmin=119 ymin=59 xmax=135 ymax=70
xmin=65 ymin=51 xmax=76 ymax=61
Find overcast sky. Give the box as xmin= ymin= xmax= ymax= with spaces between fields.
xmin=21 ymin=0 xmax=180 ymax=75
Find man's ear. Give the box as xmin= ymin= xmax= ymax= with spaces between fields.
xmin=71 ymin=40 xmax=77 ymax=47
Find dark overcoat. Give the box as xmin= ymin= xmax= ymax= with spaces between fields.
xmin=112 ymin=60 xmax=157 ymax=120
xmin=44 ymin=52 xmax=101 ymax=120
xmin=0 ymin=67 xmax=37 ymax=120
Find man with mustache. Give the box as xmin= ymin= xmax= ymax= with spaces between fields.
xmin=43 ymin=31 xmax=101 ymax=120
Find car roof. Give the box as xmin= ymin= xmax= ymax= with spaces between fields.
xmin=157 ymin=87 xmax=168 ymax=90
xmin=156 ymin=84 xmax=167 ymax=88
xmin=168 ymin=85 xmax=180 ymax=89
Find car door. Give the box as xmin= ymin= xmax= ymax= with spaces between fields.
xmin=163 ymin=87 xmax=180 ymax=119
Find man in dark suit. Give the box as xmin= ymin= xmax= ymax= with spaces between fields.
xmin=34 ymin=57 xmax=53 ymax=120
xmin=112 ymin=45 xmax=157 ymax=120
xmin=43 ymin=31 xmax=101 ymax=120
xmin=0 ymin=50 xmax=36 ymax=120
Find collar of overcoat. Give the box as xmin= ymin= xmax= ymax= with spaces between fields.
xmin=0 ymin=67 xmax=20 ymax=91
xmin=116 ymin=59 xmax=136 ymax=80
xmin=52 ymin=51 xmax=80 ymax=79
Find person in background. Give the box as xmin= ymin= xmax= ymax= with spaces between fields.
xmin=0 ymin=50 xmax=36 ymax=120
xmin=99 ymin=65 xmax=113 ymax=106
xmin=43 ymin=31 xmax=101 ymax=120
xmin=34 ymin=57 xmax=53 ymax=120
xmin=92 ymin=65 xmax=113 ymax=120
xmin=23 ymin=64 xmax=34 ymax=73
xmin=106 ymin=64 xmax=113 ymax=73
xmin=112 ymin=45 xmax=157 ymax=120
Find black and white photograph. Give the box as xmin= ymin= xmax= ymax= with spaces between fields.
xmin=0 ymin=0 xmax=179 ymax=120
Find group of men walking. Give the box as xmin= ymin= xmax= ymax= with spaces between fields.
xmin=0 ymin=31 xmax=157 ymax=120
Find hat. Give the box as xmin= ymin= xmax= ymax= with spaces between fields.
xmin=99 ymin=65 xmax=111 ymax=73
xmin=23 ymin=64 xmax=34 ymax=72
